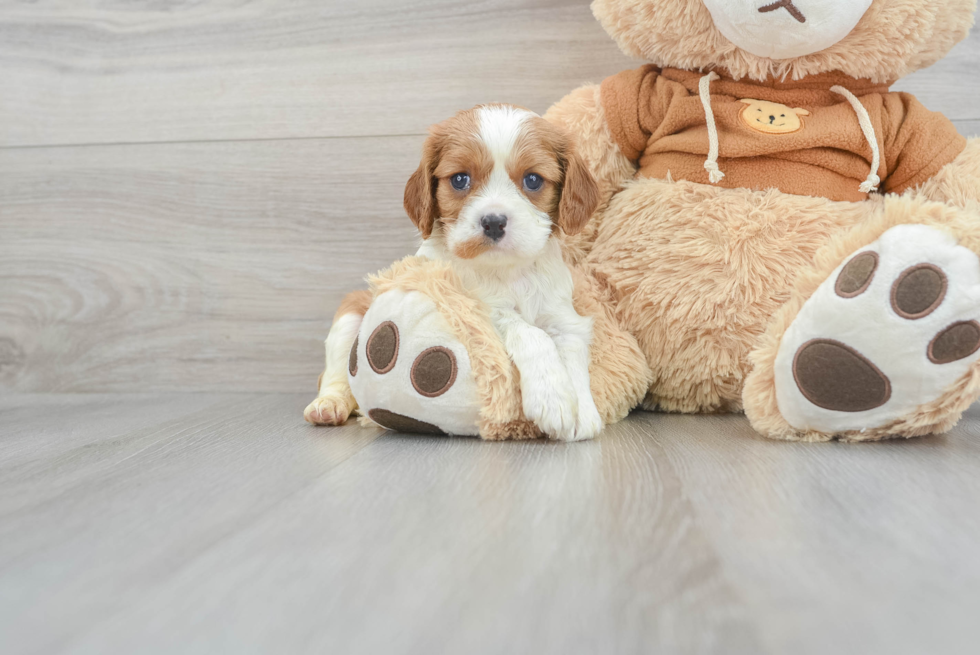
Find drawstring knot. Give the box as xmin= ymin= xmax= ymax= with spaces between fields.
xmin=831 ymin=85 xmax=881 ymax=194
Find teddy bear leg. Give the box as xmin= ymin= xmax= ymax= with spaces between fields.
xmin=347 ymin=288 xmax=484 ymax=436
xmin=745 ymin=213 xmax=980 ymax=441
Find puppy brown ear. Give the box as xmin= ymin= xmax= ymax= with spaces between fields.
xmin=404 ymin=132 xmax=441 ymax=238
xmin=558 ymin=146 xmax=600 ymax=236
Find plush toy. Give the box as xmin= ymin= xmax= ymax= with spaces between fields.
xmin=322 ymin=0 xmax=980 ymax=441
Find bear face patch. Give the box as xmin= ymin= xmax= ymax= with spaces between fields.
xmin=739 ymin=99 xmax=810 ymax=134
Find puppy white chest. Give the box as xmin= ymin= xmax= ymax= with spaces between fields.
xmin=461 ymin=240 xmax=573 ymax=325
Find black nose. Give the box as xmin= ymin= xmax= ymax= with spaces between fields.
xmin=769 ymin=115 xmax=776 ymax=123
xmin=480 ymin=214 xmax=507 ymax=241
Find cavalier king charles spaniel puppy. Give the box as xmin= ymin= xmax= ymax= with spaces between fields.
xmin=307 ymin=104 xmax=602 ymax=440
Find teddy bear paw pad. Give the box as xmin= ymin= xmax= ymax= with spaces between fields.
xmin=774 ymin=224 xmax=980 ymax=433
xmin=366 ymin=409 xmax=446 ymax=435
xmin=348 ymin=289 xmax=481 ymax=436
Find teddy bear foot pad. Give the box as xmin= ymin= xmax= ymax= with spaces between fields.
xmin=348 ymin=289 xmax=483 ymax=436
xmin=774 ymin=224 xmax=980 ymax=433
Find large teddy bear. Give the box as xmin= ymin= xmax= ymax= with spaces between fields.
xmin=310 ymin=0 xmax=980 ymax=442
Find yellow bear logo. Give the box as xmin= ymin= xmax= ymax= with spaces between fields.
xmin=739 ymin=98 xmax=810 ymax=134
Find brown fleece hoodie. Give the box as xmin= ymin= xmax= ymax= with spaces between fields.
xmin=601 ymin=66 xmax=966 ymax=202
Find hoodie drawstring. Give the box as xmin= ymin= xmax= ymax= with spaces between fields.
xmin=831 ymin=85 xmax=881 ymax=193
xmin=698 ymin=71 xmax=725 ymax=184
xmin=698 ymin=74 xmax=882 ymax=195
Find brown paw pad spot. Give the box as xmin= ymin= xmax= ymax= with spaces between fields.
xmin=793 ymin=339 xmax=892 ymax=412
xmin=367 ymin=409 xmax=446 ymax=435
xmin=928 ymin=321 xmax=980 ymax=364
xmin=366 ymin=321 xmax=399 ymax=374
xmin=891 ymin=264 xmax=947 ymax=319
xmin=835 ymin=251 xmax=878 ymax=298
xmin=411 ymin=347 xmax=457 ymax=398
xmin=349 ymin=336 xmax=358 ymax=376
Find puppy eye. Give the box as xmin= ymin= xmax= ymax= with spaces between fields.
xmin=523 ymin=173 xmax=544 ymax=192
xmin=450 ymin=173 xmax=470 ymax=191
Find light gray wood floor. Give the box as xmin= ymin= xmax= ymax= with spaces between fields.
xmin=2 ymin=394 xmax=980 ymax=655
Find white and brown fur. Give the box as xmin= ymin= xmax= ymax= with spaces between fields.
xmin=305 ymin=104 xmax=602 ymax=440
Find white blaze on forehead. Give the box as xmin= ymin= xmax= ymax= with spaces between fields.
xmin=477 ymin=105 xmax=537 ymax=167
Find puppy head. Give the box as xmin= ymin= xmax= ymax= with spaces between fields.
xmin=404 ymin=104 xmax=599 ymax=264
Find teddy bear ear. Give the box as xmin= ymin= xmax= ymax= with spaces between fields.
xmin=794 ymin=108 xmax=811 ymax=116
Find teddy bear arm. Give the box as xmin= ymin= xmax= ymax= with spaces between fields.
xmin=912 ymin=137 xmax=980 ymax=209
xmin=544 ymin=83 xmax=638 ymax=208
xmin=878 ymin=93 xmax=971 ymax=198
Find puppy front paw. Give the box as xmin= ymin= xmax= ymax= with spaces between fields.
xmin=573 ymin=394 xmax=603 ymax=441
xmin=304 ymin=392 xmax=355 ymax=426
xmin=521 ymin=370 xmax=579 ymax=441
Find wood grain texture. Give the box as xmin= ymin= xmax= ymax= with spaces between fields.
xmin=0 ymin=2 xmax=976 ymax=148
xmin=0 ymin=0 xmax=635 ymax=148
xmin=2 ymin=394 xmax=980 ymax=654
xmin=0 ymin=136 xmax=426 ymax=393
xmin=652 ymin=412 xmax=980 ymax=655
xmin=0 ymin=393 xmax=384 ymax=654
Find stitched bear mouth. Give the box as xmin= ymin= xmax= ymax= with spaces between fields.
xmin=758 ymin=0 xmax=807 ymax=24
